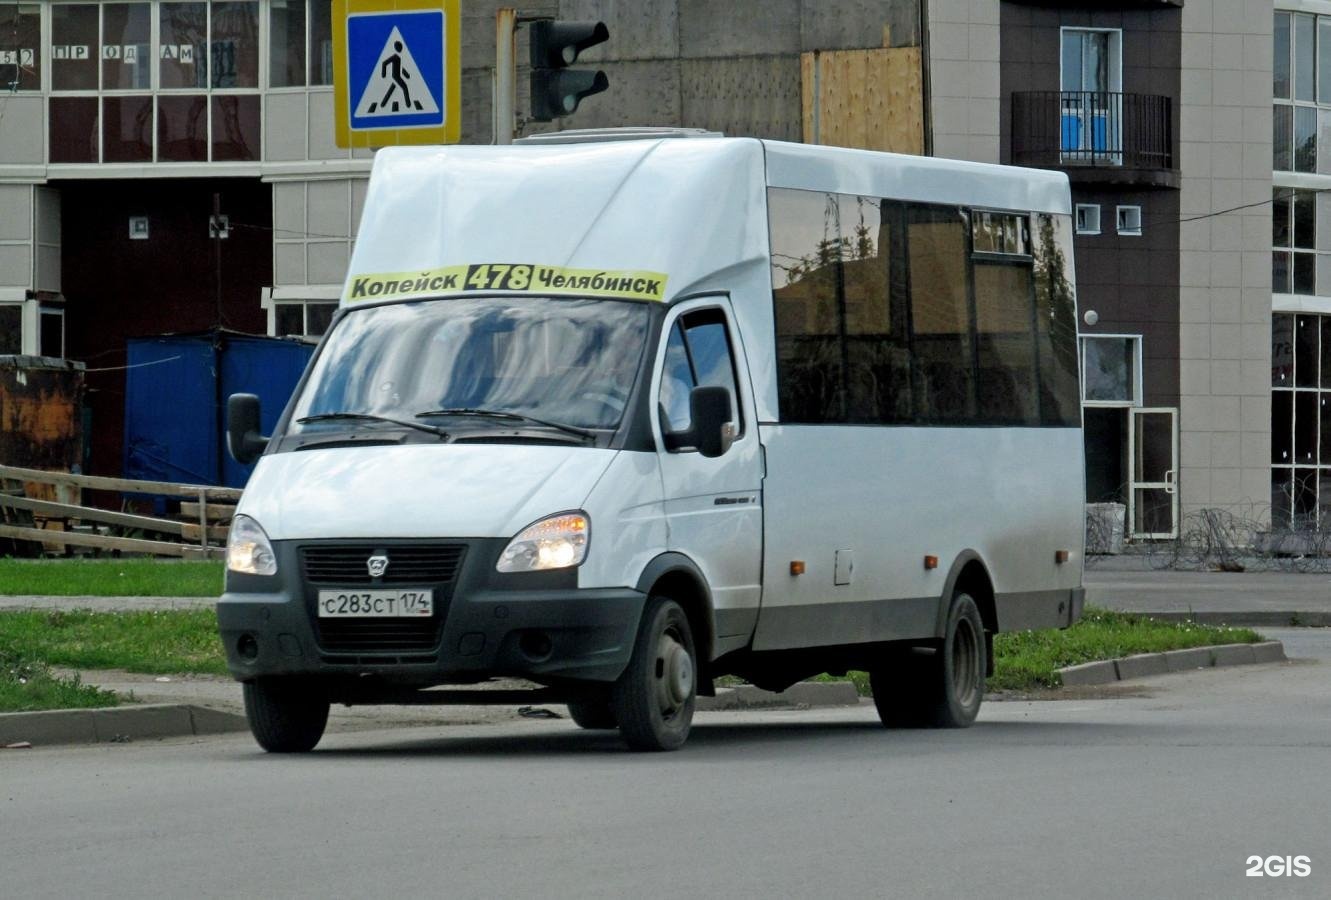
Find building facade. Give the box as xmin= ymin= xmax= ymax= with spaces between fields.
xmin=969 ymin=0 xmax=1272 ymax=539
xmin=0 ymin=0 xmax=933 ymax=478
xmin=0 ymin=0 xmax=1289 ymax=533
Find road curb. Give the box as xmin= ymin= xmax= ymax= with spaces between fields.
xmin=1055 ymin=641 xmax=1287 ymax=687
xmin=697 ymin=681 xmax=861 ymax=711
xmin=0 ymin=704 xmax=247 ymax=748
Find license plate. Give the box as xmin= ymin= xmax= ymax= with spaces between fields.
xmin=317 ymin=589 xmax=433 ymax=618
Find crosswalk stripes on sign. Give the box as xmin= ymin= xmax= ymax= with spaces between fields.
xmin=353 ymin=26 xmax=440 ymax=118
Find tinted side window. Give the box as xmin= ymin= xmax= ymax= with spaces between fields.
xmin=974 ymin=260 xmax=1039 ymax=425
xmin=844 ymin=197 xmax=911 ymax=424
xmin=1033 ymin=214 xmax=1081 ymax=426
xmin=770 ymin=188 xmax=845 ymax=422
xmin=769 ymin=189 xmax=911 ymax=424
xmin=907 ymin=204 xmax=975 ymax=422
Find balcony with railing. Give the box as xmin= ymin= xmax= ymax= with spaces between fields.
xmin=1010 ymin=91 xmax=1178 ymax=188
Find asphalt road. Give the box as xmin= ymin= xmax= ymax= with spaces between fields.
xmin=5 ymin=640 xmax=1330 ymax=900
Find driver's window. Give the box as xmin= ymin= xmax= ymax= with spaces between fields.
xmin=659 ymin=324 xmax=694 ymax=432
xmin=657 ymin=309 xmax=743 ymax=440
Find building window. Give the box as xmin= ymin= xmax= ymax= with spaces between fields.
xmin=1116 ymin=205 xmax=1142 ymax=236
xmin=0 ymin=304 xmax=21 ymax=354
xmin=1081 ymin=335 xmax=1141 ymax=405
xmin=44 ymin=1 xmax=263 ymax=165
xmin=270 ymin=0 xmax=307 ymax=88
xmin=1060 ymin=28 xmax=1123 ymax=164
xmin=274 ymin=300 xmax=337 ymax=339
xmin=1271 ymin=313 xmax=1331 ymax=528
xmin=1075 ymin=204 xmax=1100 ymax=235
xmin=0 ymin=3 xmax=42 ymax=91
xmin=39 ymin=307 xmax=65 ymax=359
xmin=1273 ymin=188 xmax=1320 ymax=295
xmin=1274 ymin=11 xmax=1327 ymax=174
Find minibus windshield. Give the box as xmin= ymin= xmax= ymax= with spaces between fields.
xmin=288 ymin=296 xmax=652 ymax=436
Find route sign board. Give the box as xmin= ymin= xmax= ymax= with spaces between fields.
xmin=333 ymin=0 xmax=461 ymax=148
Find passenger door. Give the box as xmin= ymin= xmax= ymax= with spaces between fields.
xmin=653 ymin=299 xmax=764 ymax=655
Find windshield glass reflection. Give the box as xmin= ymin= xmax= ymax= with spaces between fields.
xmin=290 ymin=296 xmax=651 ymax=433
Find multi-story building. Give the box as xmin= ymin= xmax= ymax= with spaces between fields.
xmin=1271 ymin=2 xmax=1331 ymax=530
xmin=0 ymin=0 xmax=932 ymax=478
xmin=979 ymin=0 xmax=1271 ymax=541
xmin=0 ymin=0 xmax=1287 ymax=537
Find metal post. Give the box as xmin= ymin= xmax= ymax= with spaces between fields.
xmin=494 ymin=8 xmax=517 ymax=144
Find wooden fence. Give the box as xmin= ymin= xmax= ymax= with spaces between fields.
xmin=0 ymin=464 xmax=241 ymax=560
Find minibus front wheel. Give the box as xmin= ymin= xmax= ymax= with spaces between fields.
xmin=611 ymin=595 xmax=697 ymax=751
xmin=242 ymin=678 xmax=330 ymax=753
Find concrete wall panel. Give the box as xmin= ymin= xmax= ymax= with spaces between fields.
xmin=307 ymin=242 xmax=349 ymax=285
xmin=561 ymin=0 xmax=679 ymax=61
xmin=265 ymin=93 xmax=307 ymax=161
xmin=0 ymin=97 xmax=43 ymax=164
xmin=680 ymin=0 xmax=799 ymax=59
xmin=555 ymin=59 xmax=681 ymax=130
xmin=308 ymin=181 xmax=351 ymax=239
xmin=273 ymin=242 xmax=305 ymax=286
xmin=680 ymin=56 xmax=800 ymax=141
xmin=0 ymin=245 xmax=32 ymax=287
xmin=307 ymin=92 xmax=346 ymax=161
xmin=0 ymin=185 xmax=32 ymax=242
xmin=802 ymin=0 xmax=922 ymax=51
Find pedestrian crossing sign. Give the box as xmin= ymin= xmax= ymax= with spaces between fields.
xmin=333 ymin=0 xmax=461 ymax=148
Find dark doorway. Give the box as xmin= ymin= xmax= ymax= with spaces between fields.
xmin=1083 ymin=406 xmax=1127 ymax=504
xmin=58 ymin=178 xmax=272 ymax=479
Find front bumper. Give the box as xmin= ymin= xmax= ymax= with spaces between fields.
xmin=217 ymin=538 xmax=645 ymax=689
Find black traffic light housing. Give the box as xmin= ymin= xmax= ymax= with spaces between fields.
xmin=528 ymin=20 xmax=609 ymax=121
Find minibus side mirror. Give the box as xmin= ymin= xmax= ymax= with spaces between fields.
xmin=227 ymin=393 xmax=269 ymax=465
xmin=688 ymin=385 xmax=735 ymax=459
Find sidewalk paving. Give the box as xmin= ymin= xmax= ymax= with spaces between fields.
xmin=1085 ymin=562 xmax=1331 ymax=626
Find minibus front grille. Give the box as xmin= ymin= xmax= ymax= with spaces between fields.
xmin=301 ymin=545 xmax=466 ymax=585
xmin=315 ymin=619 xmax=442 ymax=655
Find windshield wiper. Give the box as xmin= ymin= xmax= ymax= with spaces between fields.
xmin=297 ymin=412 xmax=449 ymax=438
xmin=414 ymin=407 xmax=596 ymax=441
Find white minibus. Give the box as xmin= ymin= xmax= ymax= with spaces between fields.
xmin=220 ymin=130 xmax=1085 ymax=752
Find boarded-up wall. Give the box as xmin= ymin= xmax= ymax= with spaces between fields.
xmin=801 ymin=46 xmax=924 ymax=154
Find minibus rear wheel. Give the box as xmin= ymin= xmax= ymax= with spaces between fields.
xmin=870 ymin=591 xmax=986 ymax=729
xmin=242 ymin=678 xmax=330 ymax=752
xmin=611 ymin=596 xmax=696 ymax=751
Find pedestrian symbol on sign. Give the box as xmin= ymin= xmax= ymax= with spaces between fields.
xmin=353 ymin=26 xmax=439 ymax=118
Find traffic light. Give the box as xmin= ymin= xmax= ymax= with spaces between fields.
xmin=528 ymin=20 xmax=609 ymax=121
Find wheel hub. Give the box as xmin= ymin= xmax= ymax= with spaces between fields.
xmin=655 ymin=632 xmax=694 ymax=713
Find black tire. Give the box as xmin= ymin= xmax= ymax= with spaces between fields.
xmin=611 ymin=596 xmax=696 ymax=751
xmin=566 ymin=699 xmax=617 ymax=730
xmin=242 ymin=679 xmax=330 ymax=753
xmin=870 ymin=591 xmax=986 ymax=729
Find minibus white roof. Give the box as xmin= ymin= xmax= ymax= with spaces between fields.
xmin=761 ymin=140 xmax=1072 ymax=216
xmin=344 ymin=137 xmax=1070 ymax=308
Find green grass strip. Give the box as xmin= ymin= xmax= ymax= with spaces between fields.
xmin=0 ymin=609 xmax=227 ymax=677
xmin=0 ymin=559 xmax=224 ymax=598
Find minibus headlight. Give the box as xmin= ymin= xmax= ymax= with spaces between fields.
xmin=497 ymin=513 xmax=589 ymax=572
xmin=227 ymin=515 xmax=278 ymax=576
